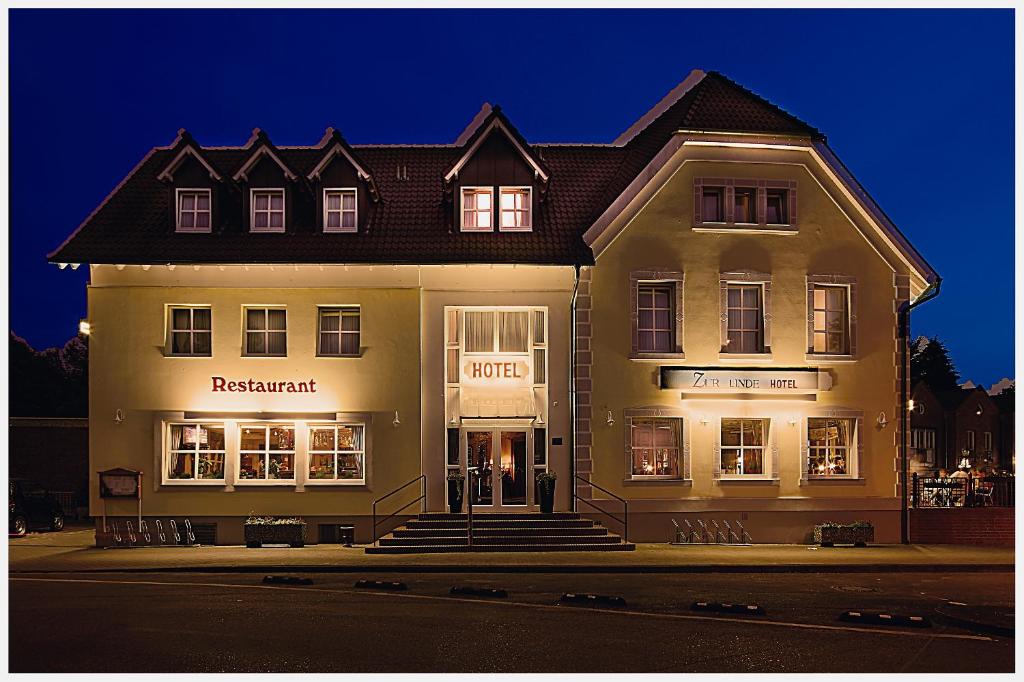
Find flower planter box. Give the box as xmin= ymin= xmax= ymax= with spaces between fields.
xmin=813 ymin=523 xmax=874 ymax=547
xmin=244 ymin=518 xmax=306 ymax=548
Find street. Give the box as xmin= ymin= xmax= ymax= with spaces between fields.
xmin=9 ymin=570 xmax=1014 ymax=672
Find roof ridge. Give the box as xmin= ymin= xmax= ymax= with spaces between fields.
xmin=703 ymin=70 xmax=823 ymax=138
xmin=612 ymin=69 xmax=706 ymax=146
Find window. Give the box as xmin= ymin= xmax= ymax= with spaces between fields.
xmin=984 ymin=431 xmax=993 ymax=452
xmin=637 ymin=284 xmax=674 ymax=353
xmin=966 ymin=430 xmax=976 ymax=452
xmin=463 ymin=310 xmax=531 ymax=354
xmin=318 ymin=307 xmax=359 ymax=356
xmin=911 ymin=428 xmax=936 ymax=465
xmin=725 ymin=284 xmax=764 ymax=353
xmin=166 ymin=423 xmax=225 ymax=481
xmin=239 ymin=424 xmax=295 ymax=480
xmin=766 ymin=188 xmax=789 ymax=225
xmin=461 ymin=187 xmax=493 ymax=231
xmin=167 ymin=306 xmax=211 ymax=356
xmin=324 ymin=189 xmax=357 ymax=232
xmin=734 ymin=187 xmax=756 ymax=224
xmin=702 ymin=186 xmax=725 ymax=222
xmin=464 ymin=310 xmax=495 ymax=352
xmin=176 ymin=189 xmax=211 ymax=232
xmin=251 ymin=189 xmax=285 ymax=232
xmin=308 ymin=423 xmax=365 ymax=483
xmin=244 ymin=307 xmax=287 ymax=356
xmin=812 ymin=285 xmax=850 ymax=354
xmin=721 ymin=418 xmax=767 ymax=475
xmin=630 ymin=417 xmax=681 ymax=478
xmin=807 ymin=417 xmax=855 ymax=477
xmin=499 ymin=187 xmax=532 ymax=231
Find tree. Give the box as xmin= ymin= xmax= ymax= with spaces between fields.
xmin=910 ymin=336 xmax=960 ymax=391
xmin=9 ymin=332 xmax=88 ymax=417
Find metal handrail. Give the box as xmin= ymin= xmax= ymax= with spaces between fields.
xmin=466 ymin=467 xmax=478 ymax=549
xmin=371 ymin=474 xmax=426 ymax=546
xmin=574 ymin=474 xmax=629 ymax=542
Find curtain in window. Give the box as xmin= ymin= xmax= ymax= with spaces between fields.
xmin=465 ymin=311 xmax=494 ymax=352
xmin=499 ymin=311 xmax=529 ymax=352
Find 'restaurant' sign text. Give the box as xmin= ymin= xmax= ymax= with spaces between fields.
xmin=212 ymin=376 xmax=317 ymax=393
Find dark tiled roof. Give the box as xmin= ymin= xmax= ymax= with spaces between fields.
xmin=49 ymin=71 xmax=824 ymax=266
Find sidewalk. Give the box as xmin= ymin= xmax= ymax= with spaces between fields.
xmin=8 ymin=529 xmax=1015 ymax=573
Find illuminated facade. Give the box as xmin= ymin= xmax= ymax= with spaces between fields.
xmin=51 ymin=70 xmax=937 ymax=544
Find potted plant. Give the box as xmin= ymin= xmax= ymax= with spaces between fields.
xmin=536 ymin=471 xmax=557 ymax=514
xmin=446 ymin=470 xmax=465 ymax=514
xmin=813 ymin=520 xmax=874 ymax=547
xmin=244 ymin=514 xmax=307 ymax=548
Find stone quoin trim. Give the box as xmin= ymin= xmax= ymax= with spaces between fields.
xmin=719 ymin=270 xmax=772 ymax=354
xmin=622 ymin=406 xmax=691 ymax=482
xmin=574 ymin=266 xmax=593 ymax=501
xmin=893 ymin=273 xmax=912 ymax=497
xmin=629 ymin=269 xmax=684 ymax=359
xmin=805 ymin=274 xmax=859 ymax=358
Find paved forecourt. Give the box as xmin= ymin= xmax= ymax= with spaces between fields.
xmin=8 ymin=528 xmax=1014 ymax=573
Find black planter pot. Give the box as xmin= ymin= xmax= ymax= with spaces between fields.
xmin=538 ymin=481 xmax=555 ymax=514
xmin=447 ymin=479 xmax=465 ymax=514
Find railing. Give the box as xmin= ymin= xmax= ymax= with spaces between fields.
xmin=912 ymin=473 xmax=1015 ymax=508
xmin=371 ymin=475 xmax=426 ymax=546
xmin=50 ymin=491 xmax=78 ymax=519
xmin=573 ymin=474 xmax=629 ymax=542
xmin=466 ymin=467 xmax=478 ymax=549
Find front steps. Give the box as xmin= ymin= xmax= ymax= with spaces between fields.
xmin=365 ymin=512 xmax=635 ymax=554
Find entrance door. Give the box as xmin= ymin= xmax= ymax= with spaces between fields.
xmin=463 ymin=427 xmax=532 ymax=510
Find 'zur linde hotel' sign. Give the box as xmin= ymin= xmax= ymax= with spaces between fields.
xmin=659 ymin=367 xmax=831 ymax=393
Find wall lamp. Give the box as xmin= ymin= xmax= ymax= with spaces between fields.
xmin=392 ymin=410 xmax=401 ymax=428
xmin=876 ymin=411 xmax=889 ymax=429
xmin=78 ymin=320 xmax=91 ymax=336
xmin=606 ymin=410 xmax=615 ymax=427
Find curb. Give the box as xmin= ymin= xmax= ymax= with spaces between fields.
xmin=9 ymin=562 xmax=1015 ymax=575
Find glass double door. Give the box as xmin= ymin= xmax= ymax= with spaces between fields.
xmin=463 ymin=427 xmax=532 ymax=510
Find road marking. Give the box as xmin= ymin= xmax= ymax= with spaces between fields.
xmin=10 ymin=576 xmax=996 ymax=642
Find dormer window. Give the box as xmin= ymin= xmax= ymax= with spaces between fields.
xmin=176 ymin=189 xmax=211 ymax=233
xmin=324 ymin=189 xmax=357 ymax=233
xmin=499 ymin=187 xmax=532 ymax=231
xmin=251 ymin=189 xmax=285 ymax=232
xmin=461 ymin=187 xmax=493 ymax=232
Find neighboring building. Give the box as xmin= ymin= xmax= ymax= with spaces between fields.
xmin=49 ymin=69 xmax=938 ymax=544
xmin=911 ymin=382 xmax=1013 ymax=473
xmin=9 ymin=417 xmax=89 ymax=517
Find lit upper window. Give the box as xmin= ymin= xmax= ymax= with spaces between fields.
xmin=324 ymin=189 xmax=357 ymax=233
xmin=461 ymin=187 xmax=493 ymax=231
xmin=499 ymin=187 xmax=532 ymax=231
xmin=176 ymin=189 xmax=211 ymax=233
xmin=766 ymin=188 xmax=789 ymax=225
xmin=250 ymin=189 xmax=285 ymax=232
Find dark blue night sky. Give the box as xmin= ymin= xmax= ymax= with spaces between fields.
xmin=10 ymin=9 xmax=1014 ymax=385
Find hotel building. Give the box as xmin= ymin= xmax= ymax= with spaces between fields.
xmin=50 ymin=70 xmax=938 ymax=544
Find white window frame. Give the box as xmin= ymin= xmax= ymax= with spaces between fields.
xmin=966 ymin=430 xmax=976 ymax=452
xmin=718 ymin=417 xmax=773 ymax=479
xmin=250 ymin=188 xmax=286 ymax=233
xmin=810 ymin=284 xmax=851 ymax=355
xmin=306 ymin=422 xmax=367 ymax=485
xmin=462 ymin=308 xmax=532 ymax=356
xmin=636 ymin=282 xmax=676 ymax=355
xmin=317 ymin=306 xmax=360 ymax=357
xmin=237 ymin=423 xmax=297 ymax=485
xmin=911 ymin=427 xmax=937 ymax=465
xmin=243 ymin=306 xmax=287 ymax=357
xmin=460 ymin=186 xmax=494 ymax=232
xmin=175 ymin=188 xmax=212 ymax=233
xmin=165 ymin=305 xmax=213 ymax=357
xmin=806 ymin=416 xmax=858 ymax=478
xmin=323 ymin=187 xmax=358 ymax=233
xmin=983 ymin=431 xmax=993 ymax=452
xmin=498 ymin=186 xmax=532 ymax=231
xmin=163 ymin=422 xmax=227 ymax=485
xmin=724 ymin=282 xmax=766 ymax=354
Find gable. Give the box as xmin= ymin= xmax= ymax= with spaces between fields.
xmin=454 ymin=131 xmax=537 ymax=186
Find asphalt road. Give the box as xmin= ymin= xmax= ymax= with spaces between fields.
xmin=9 ymin=571 xmax=1014 ymax=672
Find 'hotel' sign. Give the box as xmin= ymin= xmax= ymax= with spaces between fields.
xmin=660 ymin=367 xmax=831 ymax=393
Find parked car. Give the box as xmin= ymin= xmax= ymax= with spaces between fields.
xmin=9 ymin=479 xmax=65 ymax=536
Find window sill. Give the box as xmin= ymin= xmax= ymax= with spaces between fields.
xmin=718 ymin=353 xmax=773 ymax=362
xmin=316 ymin=353 xmax=363 ymax=359
xmin=161 ymin=480 xmax=226 ymax=487
xmin=234 ymin=480 xmax=298 ymax=486
xmin=804 ymin=354 xmax=857 ymax=364
xmin=693 ymin=224 xmax=797 ymax=235
xmin=630 ymin=352 xmax=685 ymax=362
xmin=323 ymin=228 xmax=358 ymax=234
xmin=304 ymin=480 xmax=367 ymax=486
xmin=800 ymin=477 xmax=866 ymax=486
xmin=241 ymin=355 xmax=289 ymax=359
xmin=623 ymin=477 xmax=692 ymax=486
xmin=164 ymin=353 xmax=213 ymax=359
xmin=714 ymin=477 xmax=780 ymax=485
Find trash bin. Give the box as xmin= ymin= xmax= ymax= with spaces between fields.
xmin=337 ymin=525 xmax=355 ymax=546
